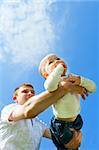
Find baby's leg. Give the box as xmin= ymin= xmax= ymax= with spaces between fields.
xmin=50 ymin=116 xmax=73 ymax=149
xmin=68 ymin=148 xmax=79 ymax=150
xmin=50 ymin=116 xmax=82 ymax=150
xmin=64 ymin=129 xmax=82 ymax=150
xmin=56 ymin=147 xmax=79 ymax=150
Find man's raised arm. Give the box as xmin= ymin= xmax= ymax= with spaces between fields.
xmin=10 ymin=83 xmax=88 ymax=121
xmin=23 ymin=83 xmax=88 ymax=119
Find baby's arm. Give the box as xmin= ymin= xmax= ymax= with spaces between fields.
xmin=44 ymin=64 xmax=64 ymax=92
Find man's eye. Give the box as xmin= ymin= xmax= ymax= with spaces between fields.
xmin=31 ymin=91 xmax=35 ymax=94
xmin=22 ymin=90 xmax=35 ymax=94
xmin=22 ymin=90 xmax=28 ymax=93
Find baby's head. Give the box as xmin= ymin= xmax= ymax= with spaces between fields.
xmin=39 ymin=53 xmax=67 ymax=78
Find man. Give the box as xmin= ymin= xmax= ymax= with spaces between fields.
xmin=0 ymin=82 xmax=88 ymax=150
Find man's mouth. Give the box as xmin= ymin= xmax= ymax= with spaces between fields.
xmin=26 ymin=95 xmax=34 ymax=99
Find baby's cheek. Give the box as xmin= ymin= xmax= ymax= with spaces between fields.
xmin=48 ymin=65 xmax=54 ymax=73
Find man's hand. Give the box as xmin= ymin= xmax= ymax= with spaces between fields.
xmin=69 ymin=85 xmax=88 ymax=100
xmin=64 ymin=130 xmax=82 ymax=149
xmin=63 ymin=74 xmax=81 ymax=85
xmin=61 ymin=81 xmax=88 ymax=100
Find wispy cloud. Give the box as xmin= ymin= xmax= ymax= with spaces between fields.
xmin=0 ymin=0 xmax=57 ymax=68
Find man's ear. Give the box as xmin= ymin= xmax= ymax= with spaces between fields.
xmin=13 ymin=96 xmax=17 ymax=101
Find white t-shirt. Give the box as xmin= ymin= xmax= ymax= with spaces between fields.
xmin=0 ymin=103 xmax=48 ymax=150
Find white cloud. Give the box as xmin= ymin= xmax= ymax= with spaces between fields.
xmin=0 ymin=0 xmax=56 ymax=68
xmin=0 ymin=52 xmax=3 ymax=60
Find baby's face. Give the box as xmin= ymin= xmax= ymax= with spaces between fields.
xmin=45 ymin=55 xmax=67 ymax=76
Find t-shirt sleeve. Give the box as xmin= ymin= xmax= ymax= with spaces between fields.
xmin=1 ymin=104 xmax=16 ymax=123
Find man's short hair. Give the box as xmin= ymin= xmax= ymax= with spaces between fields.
xmin=13 ymin=83 xmax=34 ymax=96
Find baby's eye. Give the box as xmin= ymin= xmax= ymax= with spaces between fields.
xmin=49 ymin=61 xmax=53 ymax=65
xmin=56 ymin=58 xmax=60 ymax=60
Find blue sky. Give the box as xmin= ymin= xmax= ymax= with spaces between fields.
xmin=0 ymin=1 xmax=98 ymax=150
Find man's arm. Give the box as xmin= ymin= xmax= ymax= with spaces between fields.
xmin=9 ymin=85 xmax=68 ymax=121
xmin=43 ymin=128 xmax=52 ymax=139
xmin=9 ymin=83 xmax=88 ymax=121
xmin=65 ymin=74 xmax=96 ymax=93
xmin=22 ymin=85 xmax=71 ymax=119
xmin=23 ymin=83 xmax=88 ymax=119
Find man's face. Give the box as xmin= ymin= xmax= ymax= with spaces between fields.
xmin=16 ymin=86 xmax=35 ymax=105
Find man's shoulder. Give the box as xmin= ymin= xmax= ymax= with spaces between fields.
xmin=0 ymin=103 xmax=17 ymax=122
xmin=1 ymin=103 xmax=17 ymax=113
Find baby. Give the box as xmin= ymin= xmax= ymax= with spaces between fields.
xmin=39 ymin=53 xmax=96 ymax=149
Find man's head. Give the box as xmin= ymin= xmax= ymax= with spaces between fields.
xmin=13 ymin=83 xmax=35 ymax=105
xmin=39 ymin=53 xmax=67 ymax=78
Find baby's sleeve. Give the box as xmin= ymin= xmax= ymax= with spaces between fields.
xmin=44 ymin=64 xmax=64 ymax=92
xmin=80 ymin=77 xmax=96 ymax=93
